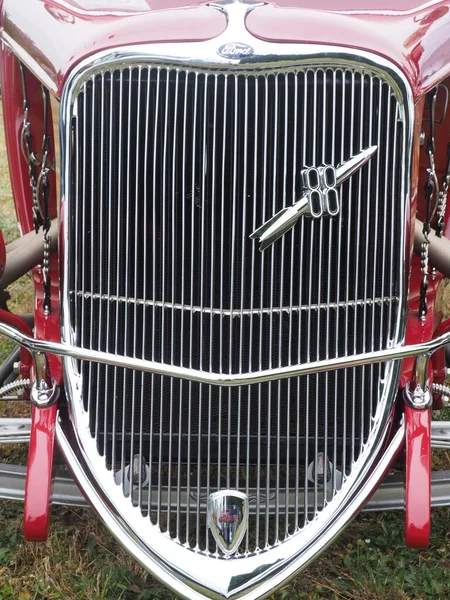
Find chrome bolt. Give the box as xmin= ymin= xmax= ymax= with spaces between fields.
xmin=420 ymin=131 xmax=426 ymax=146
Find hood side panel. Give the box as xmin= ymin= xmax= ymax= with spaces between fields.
xmin=246 ymin=2 xmax=450 ymax=99
xmin=1 ymin=0 xmax=227 ymax=96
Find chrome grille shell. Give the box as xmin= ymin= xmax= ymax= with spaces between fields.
xmin=60 ymin=40 xmax=413 ymax=600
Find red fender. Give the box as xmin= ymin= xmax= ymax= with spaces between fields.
xmin=404 ymin=404 xmax=431 ymax=548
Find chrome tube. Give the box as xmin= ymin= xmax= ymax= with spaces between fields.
xmin=0 ymin=418 xmax=31 ymax=444
xmin=2 ymin=322 xmax=450 ymax=385
xmin=414 ymin=218 xmax=450 ymax=279
xmin=1 ymin=220 xmax=58 ymax=289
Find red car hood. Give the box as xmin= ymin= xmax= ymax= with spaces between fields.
xmin=1 ymin=0 xmax=450 ymax=98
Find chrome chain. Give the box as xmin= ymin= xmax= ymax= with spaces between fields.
xmin=419 ymin=88 xmax=438 ymax=321
xmin=19 ymin=64 xmax=53 ymax=315
xmin=19 ymin=63 xmax=41 ymax=232
xmin=419 ymin=86 xmax=450 ymax=320
xmin=436 ymin=142 xmax=450 ymax=238
xmin=40 ymin=88 xmax=52 ymax=316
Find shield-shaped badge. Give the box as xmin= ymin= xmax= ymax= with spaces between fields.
xmin=207 ymin=490 xmax=249 ymax=555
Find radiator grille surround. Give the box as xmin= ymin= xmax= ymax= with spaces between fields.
xmin=60 ymin=43 xmax=412 ymax=599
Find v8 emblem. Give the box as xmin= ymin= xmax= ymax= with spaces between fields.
xmin=250 ymin=145 xmax=378 ymax=251
xmin=301 ymin=166 xmax=340 ymax=218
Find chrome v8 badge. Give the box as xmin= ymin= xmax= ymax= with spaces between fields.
xmin=251 ymin=145 xmax=378 ymax=251
xmin=208 ymin=490 xmax=249 ymax=555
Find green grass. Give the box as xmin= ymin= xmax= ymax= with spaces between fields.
xmin=2 ymin=105 xmax=450 ymax=600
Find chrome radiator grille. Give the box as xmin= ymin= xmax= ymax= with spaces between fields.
xmin=65 ymin=61 xmax=405 ymax=553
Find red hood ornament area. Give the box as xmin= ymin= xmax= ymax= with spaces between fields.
xmin=1 ymin=1 xmax=450 ymax=599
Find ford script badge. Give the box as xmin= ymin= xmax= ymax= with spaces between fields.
xmin=217 ymin=42 xmax=254 ymax=59
xmin=208 ymin=490 xmax=248 ymax=555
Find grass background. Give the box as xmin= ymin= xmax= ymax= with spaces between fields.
xmin=2 ymin=107 xmax=450 ymax=600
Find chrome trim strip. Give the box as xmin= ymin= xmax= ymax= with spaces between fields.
xmin=68 ymin=290 xmax=399 ymax=315
xmin=0 ymin=33 xmax=58 ymax=95
xmin=0 ymin=418 xmax=31 ymax=444
xmin=0 ymin=320 xmax=449 ymax=386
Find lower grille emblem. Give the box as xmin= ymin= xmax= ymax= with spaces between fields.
xmin=207 ymin=490 xmax=248 ymax=555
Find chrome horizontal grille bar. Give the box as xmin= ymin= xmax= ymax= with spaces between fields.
xmin=69 ymin=290 xmax=400 ymax=316
xmin=64 ymin=59 xmax=407 ymax=555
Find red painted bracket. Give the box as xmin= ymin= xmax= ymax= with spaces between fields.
xmin=404 ymin=404 xmax=431 ymax=548
xmin=24 ymin=403 xmax=57 ymax=541
xmin=22 ymin=236 xmax=61 ymax=541
xmin=0 ymin=308 xmax=57 ymax=540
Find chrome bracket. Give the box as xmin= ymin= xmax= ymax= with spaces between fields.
xmin=403 ymin=353 xmax=432 ymax=409
xmin=30 ymin=351 xmax=60 ymax=408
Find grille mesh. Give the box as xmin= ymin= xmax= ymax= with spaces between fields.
xmin=66 ymin=64 xmax=404 ymax=552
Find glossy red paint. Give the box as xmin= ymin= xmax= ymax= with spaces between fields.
xmin=24 ymin=403 xmax=57 ymax=541
xmin=247 ymin=2 xmax=450 ymax=100
xmin=404 ymin=404 xmax=431 ymax=548
xmin=1 ymin=1 xmax=227 ymax=96
xmin=2 ymin=2 xmax=450 ymax=99
xmin=23 ymin=260 xmax=61 ymax=542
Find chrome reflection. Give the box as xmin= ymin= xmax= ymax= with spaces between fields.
xmin=208 ymin=490 xmax=249 ymax=555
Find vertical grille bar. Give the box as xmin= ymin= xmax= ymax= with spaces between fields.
xmin=111 ymin=70 xmax=123 ymax=483
xmin=88 ymin=76 xmax=95 ymax=421
xmin=94 ymin=73 xmax=104 ymax=442
xmin=290 ymin=71 xmax=299 ymax=533
xmin=167 ymin=68 xmax=179 ymax=530
xmin=329 ymin=68 xmax=338 ymax=500
xmin=363 ymin=75 xmax=374 ymax=438
xmin=301 ymin=70 xmax=310 ymax=526
xmin=354 ymin=73 xmax=364 ymax=459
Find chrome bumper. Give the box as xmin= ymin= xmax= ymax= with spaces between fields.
xmin=2 ymin=419 xmax=450 ymax=511
xmin=3 ymin=462 xmax=450 ymax=513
